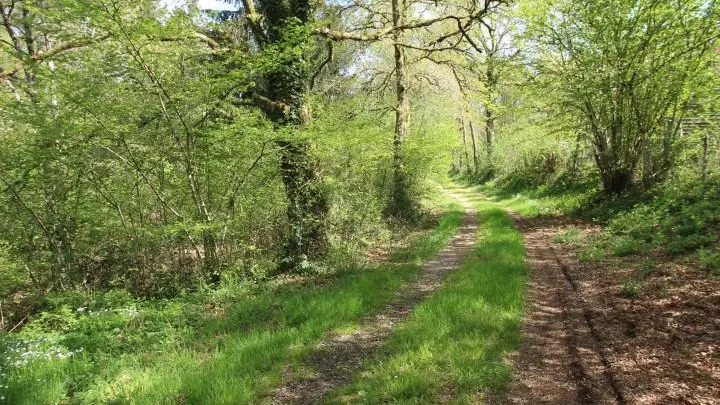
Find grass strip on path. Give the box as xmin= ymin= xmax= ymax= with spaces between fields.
xmin=1 ymin=203 xmax=464 ymax=405
xmin=325 ymin=196 xmax=528 ymax=404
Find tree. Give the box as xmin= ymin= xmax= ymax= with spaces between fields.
xmin=385 ymin=0 xmax=414 ymax=218
xmin=200 ymin=0 xmax=330 ymax=273
xmin=473 ymin=11 xmax=517 ymax=156
xmin=0 ymin=0 xmax=273 ymax=292
xmin=527 ymin=0 xmax=720 ymax=193
xmin=321 ymin=0 xmax=506 ymax=218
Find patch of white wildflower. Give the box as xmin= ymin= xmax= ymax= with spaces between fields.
xmin=76 ymin=306 xmax=139 ymax=317
xmin=2 ymin=336 xmax=82 ymax=368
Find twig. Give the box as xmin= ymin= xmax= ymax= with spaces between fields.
xmin=8 ymin=312 xmax=29 ymax=333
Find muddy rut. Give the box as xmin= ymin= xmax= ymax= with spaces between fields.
xmin=267 ymin=189 xmax=479 ymax=405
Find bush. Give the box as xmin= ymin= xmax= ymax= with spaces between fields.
xmin=612 ymin=237 xmax=644 ymax=257
xmin=637 ymin=260 xmax=657 ymax=279
xmin=578 ymin=246 xmax=605 ymax=262
xmin=605 ymin=205 xmax=663 ymax=245
xmin=601 ymin=174 xmax=720 ymax=257
xmin=552 ymin=228 xmax=581 ymax=244
xmin=698 ymin=249 xmax=720 ymax=277
xmin=0 ymin=241 xmax=25 ymax=298
xmin=620 ymin=279 xmax=640 ymax=299
xmin=667 ymin=233 xmax=718 ymax=255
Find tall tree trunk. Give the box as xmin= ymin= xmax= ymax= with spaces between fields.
xmin=701 ymin=133 xmax=709 ymax=181
xmin=469 ymin=121 xmax=479 ymax=175
xmin=460 ymin=119 xmax=470 ymax=174
xmin=386 ymin=0 xmax=414 ymax=220
xmin=277 ymin=138 xmax=329 ymax=272
xmin=253 ymin=0 xmax=329 ymax=272
xmin=485 ymin=106 xmax=495 ymax=154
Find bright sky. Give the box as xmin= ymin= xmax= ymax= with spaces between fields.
xmin=162 ymin=0 xmax=237 ymax=10
xmin=197 ymin=0 xmax=237 ymax=10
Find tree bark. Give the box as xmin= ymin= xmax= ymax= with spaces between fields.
xmin=386 ymin=0 xmax=414 ymax=220
xmin=460 ymin=119 xmax=470 ymax=174
xmin=469 ymin=121 xmax=479 ymax=175
xmin=594 ymin=149 xmax=635 ymax=195
xmin=252 ymin=0 xmax=329 ymax=272
xmin=701 ymin=133 xmax=709 ymax=181
xmin=485 ymin=105 xmax=495 ymax=154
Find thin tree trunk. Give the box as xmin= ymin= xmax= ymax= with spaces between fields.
xmin=469 ymin=121 xmax=479 ymax=175
xmin=701 ymin=133 xmax=709 ymax=181
xmin=460 ymin=119 xmax=470 ymax=174
xmin=485 ymin=106 xmax=494 ymax=154
xmin=570 ymin=131 xmax=583 ymax=173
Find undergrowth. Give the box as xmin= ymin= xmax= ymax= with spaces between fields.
xmin=0 ymin=198 xmax=464 ymax=405
xmin=474 ymin=170 xmax=720 ymax=269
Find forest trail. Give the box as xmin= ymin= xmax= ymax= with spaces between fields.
xmin=503 ymin=211 xmax=720 ymax=405
xmin=503 ymin=214 xmax=626 ymax=405
xmin=268 ymin=188 xmax=479 ymax=405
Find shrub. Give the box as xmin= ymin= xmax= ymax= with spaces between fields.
xmin=620 ymin=280 xmax=640 ymax=299
xmin=612 ymin=238 xmax=644 ymax=257
xmin=667 ymin=233 xmax=718 ymax=255
xmin=578 ymin=246 xmax=605 ymax=262
xmin=698 ymin=249 xmax=720 ymax=277
xmin=552 ymin=228 xmax=581 ymax=244
xmin=638 ymin=260 xmax=657 ymax=279
xmin=0 ymin=241 xmax=24 ymax=298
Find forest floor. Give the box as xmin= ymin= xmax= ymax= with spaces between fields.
xmin=262 ymin=186 xmax=719 ymax=405
xmin=267 ymin=189 xmax=480 ymax=404
xmin=501 ymin=213 xmax=720 ymax=405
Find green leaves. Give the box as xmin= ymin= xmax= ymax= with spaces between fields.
xmin=525 ymin=0 xmax=720 ymax=193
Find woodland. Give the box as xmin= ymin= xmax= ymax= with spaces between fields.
xmin=0 ymin=0 xmax=718 ymax=404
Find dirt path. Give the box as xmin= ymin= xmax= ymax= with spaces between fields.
xmin=504 ymin=215 xmax=625 ymax=405
xmin=267 ymin=189 xmax=479 ymax=405
xmin=504 ymin=213 xmax=720 ymax=405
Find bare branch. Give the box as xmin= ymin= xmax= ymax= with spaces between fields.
xmin=316 ymin=8 xmax=494 ymax=42
xmin=0 ymin=34 xmax=111 ymax=79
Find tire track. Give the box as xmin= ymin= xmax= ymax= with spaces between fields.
xmin=551 ymin=245 xmax=627 ymax=405
xmin=265 ymin=189 xmax=479 ymax=405
xmin=505 ymin=214 xmax=625 ymax=405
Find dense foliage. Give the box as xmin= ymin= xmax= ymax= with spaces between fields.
xmin=0 ymin=0 xmax=719 ymax=402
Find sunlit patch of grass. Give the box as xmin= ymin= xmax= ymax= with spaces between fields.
xmin=577 ymin=246 xmax=606 ymax=262
xmin=552 ymin=228 xmax=581 ymax=244
xmin=472 ymin=179 xmax=592 ymax=218
xmin=1 ymin=201 xmax=465 ymax=405
xmin=326 ymin=200 xmax=528 ymax=404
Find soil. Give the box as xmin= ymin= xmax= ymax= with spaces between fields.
xmin=504 ymin=215 xmax=720 ymax=405
xmin=265 ymin=190 xmax=480 ymax=405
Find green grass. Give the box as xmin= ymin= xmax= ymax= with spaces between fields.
xmin=619 ymin=279 xmax=640 ymax=299
xmin=0 ymin=202 xmax=465 ymax=405
xmin=552 ymin=228 xmax=581 ymax=244
xmin=325 ymin=198 xmax=528 ymax=404
xmin=578 ymin=245 xmax=605 ymax=262
xmin=471 ymin=178 xmax=594 ymax=218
